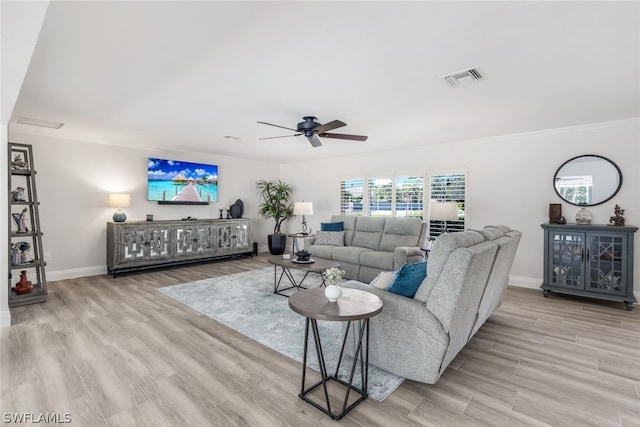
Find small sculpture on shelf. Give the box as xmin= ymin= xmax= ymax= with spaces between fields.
xmin=14 ymin=271 xmax=34 ymax=295
xmin=11 ymin=153 xmax=29 ymax=171
xmin=11 ymin=207 xmax=29 ymax=233
xmin=219 ymin=208 xmax=224 ymax=219
xmin=609 ymin=204 xmax=625 ymax=227
xmin=575 ymin=207 xmax=592 ymax=224
xmin=11 ymin=187 xmax=26 ymax=202
xmin=11 ymin=241 xmax=32 ymax=265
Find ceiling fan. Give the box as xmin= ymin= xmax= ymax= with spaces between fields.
xmin=257 ymin=116 xmax=368 ymax=147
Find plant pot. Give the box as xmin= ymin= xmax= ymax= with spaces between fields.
xmin=268 ymin=234 xmax=287 ymax=255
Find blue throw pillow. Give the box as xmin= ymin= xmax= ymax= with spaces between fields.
xmin=321 ymin=221 xmax=344 ymax=232
xmin=387 ymin=262 xmax=427 ymax=298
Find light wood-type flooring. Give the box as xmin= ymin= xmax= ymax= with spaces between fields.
xmin=2 ymin=254 xmax=639 ymax=426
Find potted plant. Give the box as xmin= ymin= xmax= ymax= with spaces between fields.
xmin=256 ymin=179 xmax=294 ymax=255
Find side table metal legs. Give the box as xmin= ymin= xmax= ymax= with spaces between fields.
xmin=299 ymin=318 xmax=370 ymax=420
xmin=272 ymin=266 xmax=328 ymax=297
xmin=273 ymin=265 xmax=311 ymax=296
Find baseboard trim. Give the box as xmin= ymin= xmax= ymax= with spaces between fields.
xmin=47 ymin=265 xmax=106 ymax=282
xmin=508 ymin=275 xmax=541 ymax=290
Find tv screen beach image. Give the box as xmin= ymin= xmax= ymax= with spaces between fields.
xmin=147 ymin=157 xmax=218 ymax=203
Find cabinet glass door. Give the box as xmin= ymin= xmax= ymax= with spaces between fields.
xmin=148 ymin=227 xmax=170 ymax=258
xmin=176 ymin=226 xmax=212 ymax=254
xmin=233 ymin=223 xmax=250 ymax=249
xmin=217 ymin=224 xmax=233 ymax=250
xmin=549 ymin=231 xmax=584 ymax=289
xmin=586 ymin=233 xmax=626 ymax=295
xmin=122 ymin=229 xmax=146 ymax=259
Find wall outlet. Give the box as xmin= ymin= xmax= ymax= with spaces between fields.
xmin=44 ymin=252 xmax=51 ymax=262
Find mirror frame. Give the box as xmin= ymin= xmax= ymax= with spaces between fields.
xmin=553 ymin=154 xmax=622 ymax=207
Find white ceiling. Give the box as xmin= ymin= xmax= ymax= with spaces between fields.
xmin=10 ymin=1 xmax=640 ymax=163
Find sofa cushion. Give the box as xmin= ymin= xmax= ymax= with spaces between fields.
xmin=307 ymin=244 xmax=333 ymax=260
xmin=351 ymin=216 xmax=385 ymax=250
xmin=370 ymin=270 xmax=396 ymax=289
xmin=413 ymin=230 xmax=485 ymax=303
xmin=379 ymin=217 xmax=424 ymax=251
xmin=314 ymin=231 xmax=344 ymax=246
xmin=331 ymin=246 xmax=373 ymax=264
xmin=471 ymin=226 xmax=504 ymax=241
xmin=359 ymin=250 xmax=394 ymax=271
xmin=387 ymin=261 xmax=427 ymax=298
xmin=321 ymin=221 xmax=344 ymax=231
xmin=330 ymin=215 xmax=357 ymax=246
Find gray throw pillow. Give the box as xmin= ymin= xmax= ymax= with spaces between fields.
xmin=314 ymin=231 xmax=344 ymax=246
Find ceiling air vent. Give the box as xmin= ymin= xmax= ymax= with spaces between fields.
xmin=442 ymin=67 xmax=485 ymax=87
xmin=15 ymin=116 xmax=64 ymax=129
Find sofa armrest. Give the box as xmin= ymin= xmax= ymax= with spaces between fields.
xmin=393 ymin=246 xmax=426 ymax=270
xmin=341 ymin=280 xmax=446 ymax=340
xmin=302 ymin=236 xmax=316 ymax=247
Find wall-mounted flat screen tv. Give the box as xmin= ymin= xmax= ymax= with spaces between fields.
xmin=147 ymin=157 xmax=218 ymax=204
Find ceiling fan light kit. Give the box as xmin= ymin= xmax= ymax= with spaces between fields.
xmin=258 ymin=116 xmax=368 ymax=147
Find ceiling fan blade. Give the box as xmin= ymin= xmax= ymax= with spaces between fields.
xmin=257 ymin=121 xmax=299 ymax=132
xmin=318 ymin=132 xmax=368 ymax=141
xmin=259 ymin=134 xmax=301 ymax=140
xmin=307 ymin=134 xmax=323 ymax=147
xmin=313 ymin=120 xmax=346 ymax=134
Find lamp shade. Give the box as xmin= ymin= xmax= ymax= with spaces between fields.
xmin=293 ymin=202 xmax=313 ymax=216
xmin=430 ymin=201 xmax=458 ymax=221
xmin=109 ymin=193 xmax=130 ymax=208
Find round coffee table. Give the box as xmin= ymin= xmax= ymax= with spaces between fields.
xmin=288 ymin=287 xmax=383 ymax=420
xmin=267 ymin=255 xmax=340 ymax=297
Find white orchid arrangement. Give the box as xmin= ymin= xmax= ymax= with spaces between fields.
xmin=323 ymin=267 xmax=346 ymax=287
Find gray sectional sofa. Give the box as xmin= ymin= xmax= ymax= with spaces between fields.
xmin=341 ymin=225 xmax=522 ymax=384
xmin=303 ymin=215 xmax=427 ymax=283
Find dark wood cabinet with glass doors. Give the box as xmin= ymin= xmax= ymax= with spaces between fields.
xmin=541 ymin=223 xmax=637 ymax=310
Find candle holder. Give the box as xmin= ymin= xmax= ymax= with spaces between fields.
xmin=219 ymin=208 xmax=223 ymax=219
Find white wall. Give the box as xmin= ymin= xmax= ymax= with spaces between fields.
xmin=8 ymin=132 xmax=278 ymax=280
xmin=279 ymin=119 xmax=640 ymax=294
xmin=1 ymin=0 xmax=50 ymax=327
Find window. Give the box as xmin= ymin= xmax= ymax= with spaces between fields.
xmin=428 ymin=170 xmax=467 ymax=237
xmin=368 ymin=177 xmax=392 ymax=217
xmin=340 ymin=175 xmax=424 ymax=219
xmin=395 ymin=176 xmax=424 ymax=218
xmin=340 ymin=179 xmax=364 ymax=215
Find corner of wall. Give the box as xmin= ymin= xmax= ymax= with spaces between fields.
xmin=0 ymin=309 xmax=11 ymax=328
xmin=1 ymin=125 xmax=9 ymax=327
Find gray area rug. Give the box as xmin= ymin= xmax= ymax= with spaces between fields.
xmin=158 ymin=267 xmax=404 ymax=401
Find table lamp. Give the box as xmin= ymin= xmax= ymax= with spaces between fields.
xmin=109 ymin=193 xmax=130 ymax=222
xmin=429 ymin=201 xmax=458 ymax=233
xmin=293 ymin=201 xmax=313 ymax=234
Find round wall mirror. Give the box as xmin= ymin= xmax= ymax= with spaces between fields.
xmin=553 ymin=154 xmax=622 ymax=206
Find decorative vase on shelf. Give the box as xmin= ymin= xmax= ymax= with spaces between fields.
xmin=324 ymin=285 xmax=342 ymax=302
xmin=15 ymin=270 xmax=33 ymax=295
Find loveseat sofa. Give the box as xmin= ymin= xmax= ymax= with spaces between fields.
xmin=341 ymin=225 xmax=521 ymax=384
xmin=303 ymin=215 xmax=427 ymax=283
